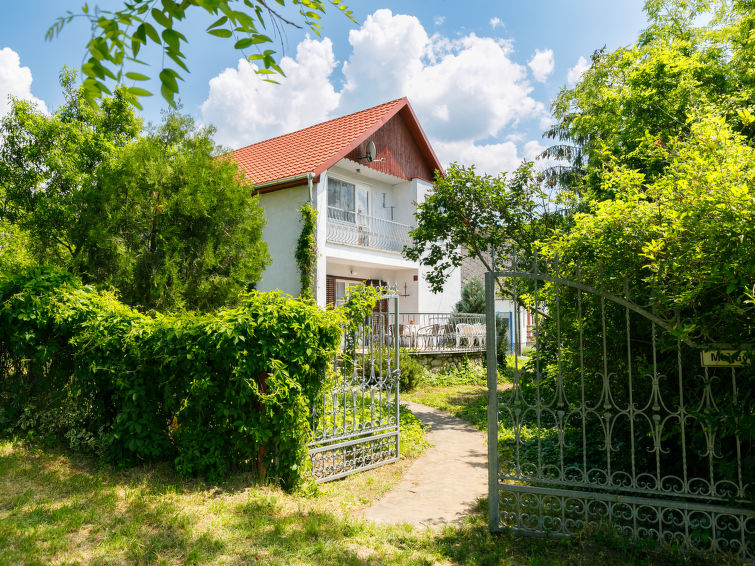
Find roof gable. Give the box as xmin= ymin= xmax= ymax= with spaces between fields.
xmin=231 ymin=97 xmax=443 ymax=189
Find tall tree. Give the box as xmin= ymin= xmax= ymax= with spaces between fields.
xmin=454 ymin=277 xmax=485 ymax=314
xmin=88 ymin=112 xmax=270 ymax=311
xmin=404 ymin=162 xmax=563 ymax=300
xmin=542 ymin=0 xmax=755 ymax=198
xmin=0 ymin=77 xmax=269 ymax=311
xmin=0 ymin=69 xmax=141 ymax=266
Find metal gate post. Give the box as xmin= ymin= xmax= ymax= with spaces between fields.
xmin=394 ymin=294 xmax=400 ymax=460
xmin=485 ymin=271 xmax=500 ymax=532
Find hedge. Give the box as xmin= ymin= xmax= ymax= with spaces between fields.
xmin=0 ymin=268 xmax=343 ymax=488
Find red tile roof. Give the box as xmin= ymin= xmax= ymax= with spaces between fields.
xmin=230 ymin=97 xmax=442 ymax=188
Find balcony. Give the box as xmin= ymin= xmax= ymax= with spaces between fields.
xmin=326 ymin=207 xmax=412 ymax=254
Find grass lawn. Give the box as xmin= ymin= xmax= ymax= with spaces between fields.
xmin=402 ymin=360 xmax=491 ymax=432
xmin=0 ymin=372 xmax=726 ymax=565
xmin=0 ymin=439 xmax=711 ymax=566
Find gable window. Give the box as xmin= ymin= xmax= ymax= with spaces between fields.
xmin=328 ymin=178 xmax=356 ymax=222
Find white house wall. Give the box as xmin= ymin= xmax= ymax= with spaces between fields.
xmin=418 ymin=263 xmax=460 ymax=313
xmin=256 ymin=184 xmax=309 ymax=297
xmin=322 ymin=167 xmax=460 ymax=313
xmin=255 ymin=167 xmax=460 ymax=313
xmin=391 ymin=180 xmax=417 ymax=226
xmin=414 ymin=177 xmax=461 ymax=312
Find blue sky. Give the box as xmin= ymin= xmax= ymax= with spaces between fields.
xmin=0 ymin=1 xmax=648 ymax=173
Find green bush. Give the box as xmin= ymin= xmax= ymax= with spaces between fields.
xmin=359 ymin=347 xmax=424 ymax=392
xmin=421 ymin=359 xmax=487 ymax=387
xmin=398 ymin=349 xmax=425 ymax=391
xmin=0 ymin=267 xmax=343 ymax=488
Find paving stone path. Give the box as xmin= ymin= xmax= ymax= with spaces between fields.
xmin=362 ymin=400 xmax=488 ymax=529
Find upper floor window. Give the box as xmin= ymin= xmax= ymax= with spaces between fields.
xmin=328 ymin=178 xmax=355 ymax=213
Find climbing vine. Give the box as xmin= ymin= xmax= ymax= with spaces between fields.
xmin=295 ymin=203 xmax=318 ymax=300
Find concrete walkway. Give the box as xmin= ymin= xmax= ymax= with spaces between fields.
xmin=362 ymin=400 xmax=488 ymax=529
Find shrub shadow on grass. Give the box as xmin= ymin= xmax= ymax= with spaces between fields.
xmin=0 ymin=441 xmax=233 ymax=564
xmin=228 ymin=498 xmax=380 ymax=565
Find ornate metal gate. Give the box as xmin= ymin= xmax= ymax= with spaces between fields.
xmin=309 ymin=291 xmax=400 ymax=482
xmin=485 ymin=265 xmax=754 ymax=561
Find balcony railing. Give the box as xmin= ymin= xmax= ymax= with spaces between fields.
xmin=326 ymin=207 xmax=412 ymax=254
xmin=396 ymin=313 xmax=487 ymax=353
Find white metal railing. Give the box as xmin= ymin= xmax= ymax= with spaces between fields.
xmin=396 ymin=312 xmax=488 ymax=352
xmin=326 ymin=207 xmax=412 ymax=254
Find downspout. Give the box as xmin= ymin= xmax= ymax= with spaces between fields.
xmin=307 ymin=172 xmax=314 ymax=202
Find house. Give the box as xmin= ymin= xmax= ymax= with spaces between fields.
xmin=231 ymin=97 xmax=461 ymax=313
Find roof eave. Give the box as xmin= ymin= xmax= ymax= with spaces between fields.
xmin=250 ymin=173 xmax=319 ymax=195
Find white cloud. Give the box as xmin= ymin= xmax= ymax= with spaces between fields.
xmin=523 ymin=140 xmax=545 ymax=161
xmin=432 ymin=138 xmax=521 ymax=176
xmin=201 ymin=9 xmax=549 ymax=173
xmin=200 ymin=36 xmax=340 ymax=148
xmin=434 ymin=15 xmax=445 ymax=26
xmin=339 ymin=10 xmax=545 ymax=142
xmin=410 ymin=35 xmax=545 ymax=141
xmin=489 ymin=17 xmax=504 ymax=29
xmin=567 ymin=55 xmax=590 ymax=85
xmin=527 ymin=49 xmax=554 ymax=83
xmin=0 ymin=47 xmax=47 ymax=116
xmin=339 ymin=10 xmax=430 ymax=113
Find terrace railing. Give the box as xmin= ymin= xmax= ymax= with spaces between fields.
xmin=326 ymin=207 xmax=413 ymax=254
xmin=396 ymin=312 xmax=486 ymax=353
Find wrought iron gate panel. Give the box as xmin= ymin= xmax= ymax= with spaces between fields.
xmin=485 ymin=265 xmax=754 ymax=561
xmin=309 ymin=292 xmax=400 ymax=482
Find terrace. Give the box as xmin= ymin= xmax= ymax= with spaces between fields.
xmin=396 ymin=313 xmax=487 ymax=353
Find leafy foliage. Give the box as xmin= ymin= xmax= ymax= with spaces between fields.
xmin=542 ymin=0 xmax=755 ymax=196
xmin=405 ymin=162 xmax=565 ymax=299
xmin=294 ymin=202 xmax=317 ymax=300
xmin=420 ymin=359 xmax=487 ymax=387
xmin=397 ymin=349 xmax=424 ymax=391
xmin=0 ymin=221 xmax=34 ymax=275
xmin=88 ymin=112 xmax=270 ymax=311
xmin=46 ymin=0 xmax=354 ymax=108
xmin=0 ymin=78 xmax=269 ymax=312
xmin=541 ymin=114 xmax=755 ymax=346
xmin=0 ymin=267 xmax=343 ymax=488
xmin=0 ymin=70 xmax=140 ymax=266
xmin=454 ymin=277 xmax=485 ymax=314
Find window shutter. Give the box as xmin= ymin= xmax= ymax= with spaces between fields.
xmin=367 ymin=279 xmax=389 ymax=313
xmin=326 ymin=276 xmax=335 ymax=308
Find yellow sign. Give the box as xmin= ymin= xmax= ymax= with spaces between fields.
xmin=700 ymin=350 xmax=751 ymax=367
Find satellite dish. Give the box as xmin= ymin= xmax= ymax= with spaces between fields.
xmin=365 ymin=140 xmax=376 ymax=162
